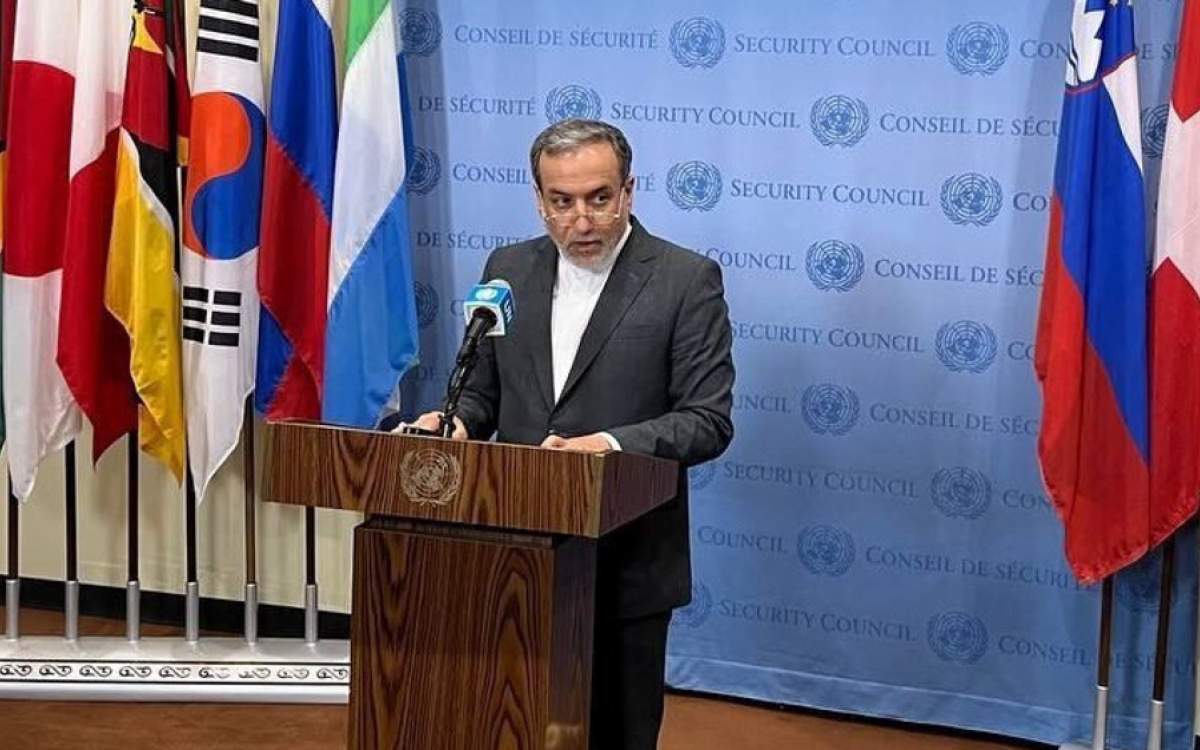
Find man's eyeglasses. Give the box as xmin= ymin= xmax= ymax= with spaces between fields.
xmin=539 ymin=188 xmax=626 ymax=227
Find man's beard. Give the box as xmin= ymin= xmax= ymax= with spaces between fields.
xmin=561 ymin=236 xmax=619 ymax=271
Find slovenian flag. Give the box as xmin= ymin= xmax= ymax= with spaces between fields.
xmin=323 ymin=0 xmax=419 ymax=427
xmin=1148 ymin=0 xmax=1200 ymax=552
xmin=1035 ymin=0 xmax=1150 ymax=583
xmin=256 ymin=0 xmax=336 ymax=420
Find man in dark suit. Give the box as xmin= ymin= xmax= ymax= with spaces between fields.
xmin=414 ymin=119 xmax=734 ymax=749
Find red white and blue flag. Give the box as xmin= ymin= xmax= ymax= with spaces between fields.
xmin=255 ymin=0 xmax=336 ymax=419
xmin=1148 ymin=0 xmax=1200 ymax=554
xmin=1035 ymin=0 xmax=1150 ymax=584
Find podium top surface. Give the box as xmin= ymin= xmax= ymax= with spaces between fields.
xmin=262 ymin=421 xmax=680 ymax=538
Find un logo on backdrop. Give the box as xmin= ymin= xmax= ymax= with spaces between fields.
xmin=801 ymin=384 xmax=860 ymax=436
xmin=667 ymin=161 xmax=723 ymax=212
xmin=940 ymin=173 xmax=1003 ymax=226
xmin=931 ymin=467 xmax=991 ymax=520
xmin=935 ymin=320 xmax=997 ymax=374
xmin=399 ymin=8 xmax=442 ymax=57
xmin=797 ymin=525 xmax=856 ymax=577
xmin=1141 ymin=104 xmax=1169 ymax=159
xmin=927 ymin=611 xmax=989 ymax=664
xmin=544 ymin=84 xmax=603 ymax=123
xmin=670 ymin=17 xmax=726 ymax=69
xmin=406 ymin=147 xmax=441 ymax=195
xmin=673 ymin=582 xmax=713 ymax=628
xmin=806 ymin=240 xmax=864 ymax=292
xmin=935 ymin=320 xmax=998 ymax=373
xmin=946 ymin=22 xmax=1008 ymax=76
xmin=414 ymin=282 xmax=438 ymax=329
xmin=689 ymin=462 xmax=717 ymax=491
xmin=810 ymin=95 xmax=870 ymax=147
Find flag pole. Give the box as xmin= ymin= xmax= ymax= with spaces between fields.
xmin=184 ymin=465 xmax=199 ymax=643
xmin=5 ymin=470 xmax=17 ymax=640
xmin=243 ymin=401 xmax=257 ymax=644
xmin=64 ymin=442 xmax=78 ymax=641
xmin=1194 ymin=529 xmax=1200 ymax=750
xmin=1146 ymin=538 xmax=1177 ymax=750
xmin=305 ymin=507 xmax=318 ymax=644
xmin=1065 ymin=578 xmax=1116 ymax=750
xmin=126 ymin=431 xmax=139 ymax=642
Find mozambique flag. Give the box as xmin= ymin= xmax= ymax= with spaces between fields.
xmin=104 ymin=0 xmax=190 ymax=482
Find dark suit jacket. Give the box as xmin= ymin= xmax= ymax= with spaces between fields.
xmin=456 ymin=216 xmax=735 ymax=618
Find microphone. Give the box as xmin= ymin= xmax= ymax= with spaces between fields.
xmin=455 ymin=279 xmax=514 ymax=365
xmin=436 ymin=279 xmax=515 ymax=437
xmin=462 ymin=279 xmax=514 ymax=336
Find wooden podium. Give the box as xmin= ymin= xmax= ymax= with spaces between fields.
xmin=262 ymin=421 xmax=679 ymax=750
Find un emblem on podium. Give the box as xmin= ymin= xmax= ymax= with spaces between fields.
xmin=544 ymin=85 xmax=603 ymax=123
xmin=400 ymin=449 xmax=462 ymax=507
xmin=399 ymin=8 xmax=442 ymax=57
xmin=927 ymin=611 xmax=989 ymax=664
xmin=1141 ymin=104 xmax=1169 ymax=160
xmin=406 ymin=147 xmax=441 ymax=195
xmin=797 ymin=525 xmax=855 ymax=577
xmin=931 ymin=467 xmax=991 ymax=520
xmin=810 ymin=95 xmax=870 ymax=147
xmin=941 ymin=172 xmax=1003 ymax=226
xmin=936 ymin=320 xmax=997 ymax=374
xmin=666 ymin=161 xmax=722 ymax=212
xmin=801 ymin=383 xmax=860 ymax=436
xmin=415 ymin=281 xmax=439 ymax=329
xmin=670 ymin=17 xmax=726 ymax=69
xmin=806 ymin=240 xmax=864 ymax=292
xmin=946 ymin=22 xmax=1008 ymax=76
xmin=673 ymin=582 xmax=713 ymax=628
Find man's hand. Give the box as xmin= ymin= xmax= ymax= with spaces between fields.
xmin=408 ymin=411 xmax=467 ymax=440
xmin=540 ymin=432 xmax=613 ymax=453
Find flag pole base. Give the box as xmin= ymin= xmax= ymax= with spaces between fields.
xmin=64 ymin=581 xmax=79 ymax=642
xmin=243 ymin=583 xmax=258 ymax=645
xmin=184 ymin=582 xmax=199 ymax=644
xmin=6 ymin=578 xmax=19 ymax=641
xmin=1147 ymin=699 xmax=1165 ymax=750
xmin=126 ymin=581 xmax=140 ymax=643
xmin=304 ymin=584 xmax=318 ymax=645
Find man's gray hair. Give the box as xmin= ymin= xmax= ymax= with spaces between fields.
xmin=529 ymin=119 xmax=632 ymax=189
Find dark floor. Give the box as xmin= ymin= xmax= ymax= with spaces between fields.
xmin=0 ymin=606 xmax=1047 ymax=749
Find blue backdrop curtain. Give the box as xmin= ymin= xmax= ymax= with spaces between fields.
xmin=396 ymin=2 xmax=1198 ymax=748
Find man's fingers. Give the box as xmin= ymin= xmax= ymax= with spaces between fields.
xmin=541 ymin=434 xmax=568 ymax=449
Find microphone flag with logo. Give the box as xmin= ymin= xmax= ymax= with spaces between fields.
xmin=3 ymin=0 xmax=83 ymax=499
xmin=255 ymin=0 xmax=336 ymax=421
xmin=103 ymin=0 xmax=191 ymax=483
xmin=58 ymin=0 xmax=136 ymax=465
xmin=1148 ymin=0 xmax=1200 ymax=551
xmin=322 ymin=0 xmax=419 ymax=428
xmin=1034 ymin=0 xmax=1150 ymax=584
xmin=182 ymin=0 xmax=265 ymax=502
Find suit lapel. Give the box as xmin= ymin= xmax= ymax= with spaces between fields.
xmin=556 ymin=220 xmax=656 ymax=409
xmin=524 ymin=238 xmax=557 ymax=412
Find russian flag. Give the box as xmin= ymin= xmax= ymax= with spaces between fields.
xmin=255 ymin=0 xmax=337 ymax=420
xmin=1035 ymin=0 xmax=1150 ymax=584
xmin=1148 ymin=0 xmax=1200 ymax=553
xmin=323 ymin=0 xmax=419 ymax=427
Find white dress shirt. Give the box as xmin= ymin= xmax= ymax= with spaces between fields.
xmin=550 ymin=222 xmax=633 ymax=449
